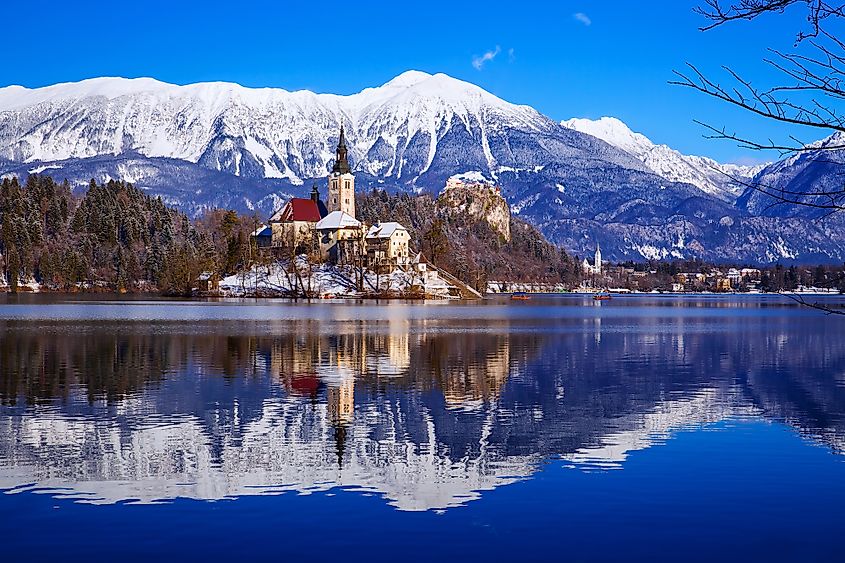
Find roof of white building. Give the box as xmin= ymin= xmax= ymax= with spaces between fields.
xmin=366 ymin=222 xmax=407 ymax=239
xmin=251 ymin=224 xmax=271 ymax=237
xmin=315 ymin=211 xmax=360 ymax=230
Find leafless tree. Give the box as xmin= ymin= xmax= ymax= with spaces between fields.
xmin=672 ymin=0 xmax=845 ymax=212
xmin=673 ymin=1 xmax=845 ymax=312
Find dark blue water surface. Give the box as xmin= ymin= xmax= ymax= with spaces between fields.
xmin=1 ymin=294 xmax=844 ymax=562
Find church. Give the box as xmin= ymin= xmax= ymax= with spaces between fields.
xmin=582 ymin=243 xmax=603 ymax=276
xmin=313 ymin=125 xmax=366 ymax=263
xmin=325 ymin=124 xmax=356 ymax=217
xmin=256 ymin=125 xmax=412 ymax=269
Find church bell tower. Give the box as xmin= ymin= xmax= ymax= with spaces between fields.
xmin=328 ymin=124 xmax=356 ymax=217
xmin=594 ymin=243 xmax=602 ymax=275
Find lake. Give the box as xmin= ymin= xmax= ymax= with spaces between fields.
xmin=1 ymin=294 xmax=844 ymax=562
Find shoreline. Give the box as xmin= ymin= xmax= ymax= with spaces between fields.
xmin=1 ymin=289 xmax=842 ymax=300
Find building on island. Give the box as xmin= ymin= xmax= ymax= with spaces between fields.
xmin=327 ymin=124 xmax=356 ymax=217
xmin=252 ymin=224 xmax=272 ymax=248
xmin=196 ymin=271 xmax=220 ymax=293
xmin=365 ymin=222 xmax=411 ymax=271
xmin=582 ymin=243 xmax=603 ymax=276
xmin=315 ymin=210 xmax=364 ymax=264
xmin=269 ymin=185 xmax=327 ymax=252
xmin=246 ymin=125 xmax=477 ymax=299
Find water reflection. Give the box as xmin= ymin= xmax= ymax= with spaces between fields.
xmin=0 ymin=299 xmax=844 ymax=511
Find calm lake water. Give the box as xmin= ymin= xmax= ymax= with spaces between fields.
xmin=1 ymin=294 xmax=844 ymax=562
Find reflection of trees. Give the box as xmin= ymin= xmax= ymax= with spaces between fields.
xmin=0 ymin=321 xmax=174 ymax=405
xmin=1 ymin=315 xmax=845 ymax=458
xmin=0 ymin=321 xmax=525 ymax=409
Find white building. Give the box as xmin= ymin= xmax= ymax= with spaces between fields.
xmin=366 ymin=222 xmax=411 ymax=268
xmin=727 ymin=268 xmax=742 ymax=285
xmin=582 ymin=243 xmax=603 ymax=275
xmin=315 ymin=211 xmax=363 ymax=264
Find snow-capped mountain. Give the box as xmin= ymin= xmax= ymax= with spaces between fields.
xmin=561 ymin=116 xmax=767 ymax=201
xmin=0 ymin=71 xmax=642 ymax=185
xmin=736 ymin=131 xmax=845 ymax=218
xmin=0 ymin=72 xmax=843 ymax=263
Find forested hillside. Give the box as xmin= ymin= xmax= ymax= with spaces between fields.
xmin=0 ymin=176 xmax=255 ymax=293
xmin=357 ymin=189 xmax=582 ymax=290
xmin=0 ymin=176 xmax=579 ymax=294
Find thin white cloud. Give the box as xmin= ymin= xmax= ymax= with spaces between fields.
xmin=508 ymin=48 xmax=516 ymax=62
xmin=573 ymin=12 xmax=592 ymax=26
xmin=472 ymin=45 xmax=501 ymax=70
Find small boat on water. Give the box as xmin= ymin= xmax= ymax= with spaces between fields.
xmin=511 ymin=292 xmax=531 ymax=301
xmin=593 ymin=293 xmax=612 ymax=301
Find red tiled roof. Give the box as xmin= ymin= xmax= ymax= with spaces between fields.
xmin=274 ymin=198 xmax=322 ymax=223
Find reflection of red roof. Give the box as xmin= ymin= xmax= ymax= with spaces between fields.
xmin=289 ymin=373 xmax=320 ymax=396
xmin=272 ymin=198 xmax=321 ymax=223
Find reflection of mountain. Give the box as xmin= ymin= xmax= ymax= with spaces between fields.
xmin=1 ymin=309 xmax=844 ymax=510
xmin=562 ymin=388 xmax=757 ymax=469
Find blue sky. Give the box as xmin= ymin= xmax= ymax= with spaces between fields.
xmin=0 ymin=0 xmax=818 ymax=163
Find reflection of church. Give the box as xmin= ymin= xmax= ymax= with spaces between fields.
xmin=4 ymin=318 xmax=845 ymax=513
xmin=264 ymin=324 xmax=518 ymax=456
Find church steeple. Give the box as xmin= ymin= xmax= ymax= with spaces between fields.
xmin=331 ymin=124 xmax=351 ymax=174
xmin=327 ymin=124 xmax=355 ymax=217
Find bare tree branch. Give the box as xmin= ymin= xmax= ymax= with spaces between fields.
xmin=683 ymin=1 xmax=845 ymax=314
xmin=782 ymin=291 xmax=845 ymax=314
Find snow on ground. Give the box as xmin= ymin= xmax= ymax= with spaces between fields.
xmin=220 ymin=258 xmax=452 ymax=298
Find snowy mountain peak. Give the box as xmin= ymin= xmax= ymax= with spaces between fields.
xmin=0 ymin=77 xmax=170 ymax=111
xmin=0 ymin=72 xmax=555 ymax=183
xmin=561 ymin=117 xmax=652 ymax=156
xmin=562 ymin=116 xmax=766 ymax=201
xmin=380 ymin=70 xmax=433 ymax=88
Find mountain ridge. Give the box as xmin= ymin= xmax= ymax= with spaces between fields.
xmin=1 ymin=72 xmax=842 ymax=264
xmin=561 ymin=116 xmax=768 ymax=201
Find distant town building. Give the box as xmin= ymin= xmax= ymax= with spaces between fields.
xmin=740 ymin=268 xmax=761 ymax=280
xmin=676 ymin=272 xmax=707 ymax=291
xmin=582 ymin=243 xmax=603 ymax=275
xmin=727 ymin=268 xmax=742 ymax=285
